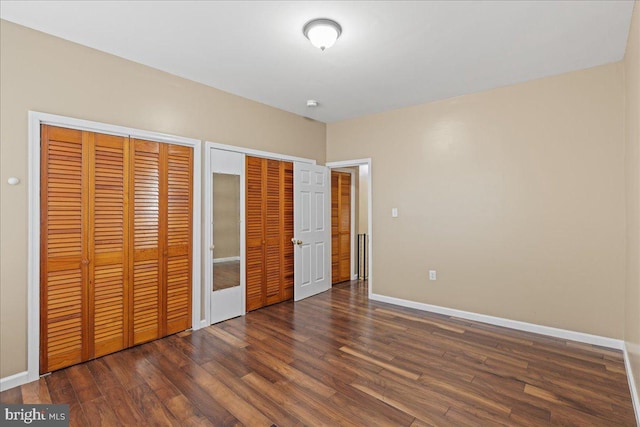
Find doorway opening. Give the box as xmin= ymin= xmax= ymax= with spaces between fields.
xmin=327 ymin=159 xmax=372 ymax=298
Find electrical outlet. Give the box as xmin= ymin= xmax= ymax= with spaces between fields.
xmin=429 ymin=270 xmax=437 ymax=281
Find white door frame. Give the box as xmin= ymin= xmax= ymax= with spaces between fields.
xmin=331 ymin=168 xmax=357 ymax=281
xmin=26 ymin=111 xmax=202 ymax=384
xmin=326 ymin=159 xmax=373 ymax=299
xmin=203 ymin=141 xmax=316 ymax=326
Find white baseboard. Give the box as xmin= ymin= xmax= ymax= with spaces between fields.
xmin=199 ymin=319 xmax=210 ymax=329
xmin=624 ymin=342 xmax=640 ymax=426
xmin=213 ymin=256 xmax=240 ymax=264
xmin=369 ymin=293 xmax=624 ymax=350
xmin=0 ymin=370 xmax=29 ymax=392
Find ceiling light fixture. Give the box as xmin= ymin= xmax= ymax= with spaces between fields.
xmin=303 ymin=18 xmax=342 ymax=51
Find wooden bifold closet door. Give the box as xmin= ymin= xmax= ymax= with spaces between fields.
xmin=130 ymin=139 xmax=193 ymax=344
xmin=245 ymin=156 xmax=294 ymax=311
xmin=331 ymin=171 xmax=351 ymax=284
xmin=40 ymin=125 xmax=192 ymax=374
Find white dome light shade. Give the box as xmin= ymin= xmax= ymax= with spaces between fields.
xmin=303 ymin=19 xmax=342 ymax=51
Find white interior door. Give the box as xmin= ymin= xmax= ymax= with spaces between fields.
xmin=293 ymin=162 xmax=331 ymax=301
xmin=209 ymin=149 xmax=245 ymax=324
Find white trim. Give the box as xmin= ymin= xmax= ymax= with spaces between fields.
xmin=27 ymin=111 xmax=203 ymax=387
xmin=327 ymin=159 xmax=372 ymax=299
xmin=624 ymin=342 xmax=640 ymax=425
xmin=369 ymin=293 xmax=625 ymax=350
xmin=213 ymin=256 xmax=241 ymax=263
xmin=27 ymin=113 xmax=41 ymax=385
xmin=203 ymin=145 xmax=213 ymax=326
xmin=206 ymin=141 xmax=316 ymax=165
xmin=31 ymin=112 xmax=199 ymax=147
xmin=240 ymin=157 xmax=247 ymax=316
xmin=191 ymin=142 xmax=203 ymax=333
xmin=0 ymin=371 xmax=29 ymax=392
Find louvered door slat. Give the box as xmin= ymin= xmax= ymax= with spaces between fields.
xmin=131 ymin=139 xmax=161 ymax=345
xmin=40 ymin=125 xmax=87 ymax=373
xmin=165 ymin=144 xmax=193 ymax=335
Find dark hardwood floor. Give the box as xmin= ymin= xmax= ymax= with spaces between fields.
xmin=1 ymin=280 xmax=636 ymax=426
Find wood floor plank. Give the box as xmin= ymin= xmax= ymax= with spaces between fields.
xmin=66 ymin=364 xmax=103 ymax=403
xmin=81 ymin=396 xmax=121 ymax=427
xmin=127 ymin=383 xmax=180 ymax=427
xmin=0 ymin=385 xmax=22 ymax=403
xmin=205 ymin=325 xmax=249 ymax=348
xmin=202 ymin=359 xmax=305 ymax=427
xmin=20 ymin=377 xmax=52 ymax=403
xmin=241 ymin=371 xmax=337 ymax=427
xmin=0 ymin=280 xmax=635 ymax=426
xmin=100 ymin=385 xmax=146 ymax=426
xmin=339 ymin=345 xmax=421 ymax=380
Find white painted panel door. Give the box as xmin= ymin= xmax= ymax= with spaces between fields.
xmin=209 ymin=149 xmax=245 ymax=324
xmin=294 ymin=162 xmax=331 ymax=301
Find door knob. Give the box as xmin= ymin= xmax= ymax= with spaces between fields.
xmin=210 ymin=245 xmax=215 ymax=251
xmin=291 ymin=238 xmax=303 ymax=246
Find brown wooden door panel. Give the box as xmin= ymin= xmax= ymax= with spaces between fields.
xmin=165 ymin=144 xmax=193 ymax=335
xmin=264 ymin=159 xmax=282 ymax=304
xmin=90 ymin=132 xmax=129 ymax=358
xmin=245 ymin=157 xmax=294 ymax=310
xmin=246 ymin=156 xmax=266 ymax=310
xmin=40 ymin=125 xmax=87 ymax=373
xmin=281 ymin=162 xmax=294 ymax=300
xmin=132 ymin=259 xmax=160 ymax=344
xmin=331 ymin=171 xmax=351 ymax=284
xmin=130 ymin=139 xmax=162 ymax=345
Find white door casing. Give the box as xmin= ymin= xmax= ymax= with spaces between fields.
xmin=293 ymin=162 xmax=331 ymax=301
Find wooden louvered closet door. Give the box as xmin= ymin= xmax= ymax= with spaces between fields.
xmin=246 ymin=156 xmax=265 ymax=311
xmin=331 ymin=171 xmax=351 ymax=284
xmin=245 ymin=156 xmax=293 ymax=311
xmin=90 ymin=132 xmax=130 ymax=358
xmin=130 ymin=139 xmax=193 ymax=343
xmin=41 ymin=125 xmax=192 ymax=374
xmin=165 ymin=144 xmax=193 ymax=335
xmin=40 ymin=125 xmax=129 ymax=373
xmin=130 ymin=139 xmax=163 ymax=345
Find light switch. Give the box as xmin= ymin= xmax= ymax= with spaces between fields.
xmin=392 ymin=208 xmax=398 ymax=218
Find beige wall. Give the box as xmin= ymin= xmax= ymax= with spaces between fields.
xmin=0 ymin=20 xmax=326 ymax=378
xmin=624 ymin=2 xmax=640 ymax=411
xmin=213 ymin=173 xmax=241 ymax=259
xmin=328 ymin=63 xmax=626 ymax=339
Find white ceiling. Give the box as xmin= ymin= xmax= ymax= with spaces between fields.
xmin=0 ymin=1 xmax=634 ymax=123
